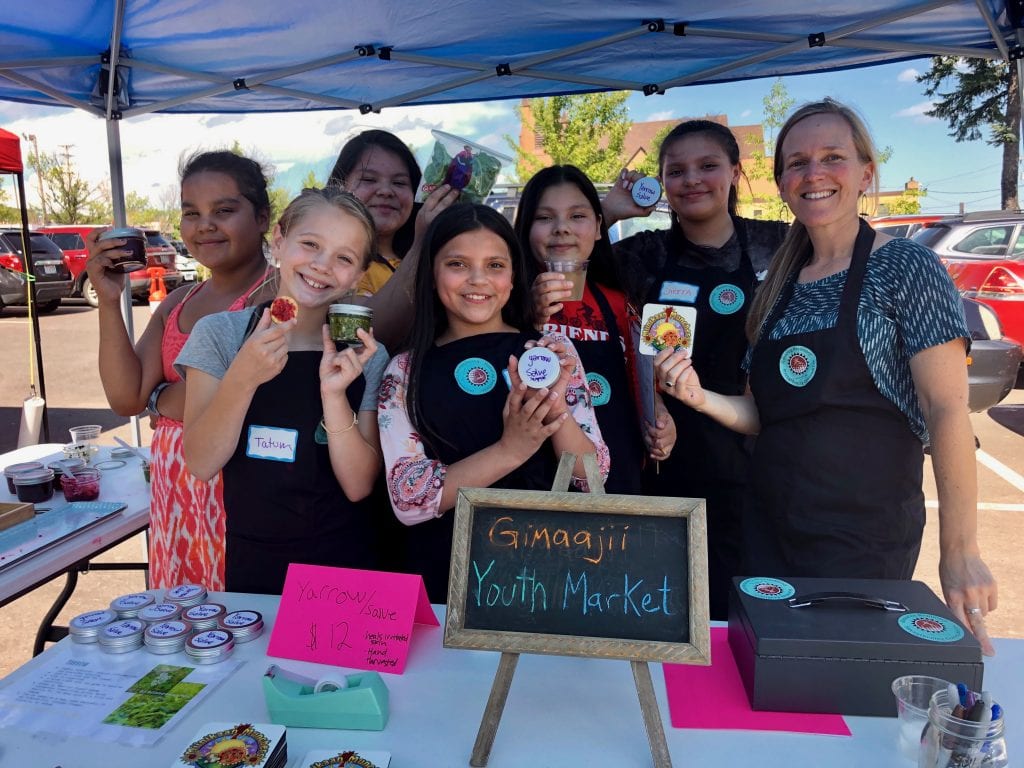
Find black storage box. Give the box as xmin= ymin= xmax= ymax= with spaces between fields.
xmin=728 ymin=577 xmax=983 ymax=717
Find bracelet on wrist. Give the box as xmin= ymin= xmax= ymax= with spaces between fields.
xmin=320 ymin=413 xmax=358 ymax=435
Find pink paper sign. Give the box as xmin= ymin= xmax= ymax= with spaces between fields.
xmin=266 ymin=564 xmax=439 ymax=674
xmin=663 ymin=627 xmax=851 ymax=736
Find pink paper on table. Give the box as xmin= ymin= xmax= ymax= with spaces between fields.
xmin=662 ymin=627 xmax=851 ymax=736
xmin=266 ymin=564 xmax=439 ymax=674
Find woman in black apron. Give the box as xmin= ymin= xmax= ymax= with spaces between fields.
xmin=601 ymin=121 xmax=788 ymax=619
xmin=653 ymin=100 xmax=996 ymax=652
xmin=177 ymin=188 xmax=388 ymax=595
xmin=516 ymin=165 xmax=676 ymax=494
xmin=378 ymin=203 xmax=610 ymax=602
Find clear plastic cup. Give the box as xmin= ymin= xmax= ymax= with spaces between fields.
xmin=892 ymin=675 xmax=950 ymax=761
xmin=544 ymin=259 xmax=588 ymax=301
xmin=69 ymin=424 xmax=101 ymax=445
xmin=919 ymin=687 xmax=1006 ymax=767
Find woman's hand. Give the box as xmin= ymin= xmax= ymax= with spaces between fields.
xmin=232 ymin=309 xmax=292 ymax=389
xmin=530 ymin=272 xmax=574 ymax=326
xmin=940 ymin=549 xmax=998 ymax=656
xmin=601 ymin=168 xmax=659 ymax=226
xmin=644 ymin=398 xmax=676 ymax=460
xmin=654 ymin=348 xmax=706 ymax=409
xmin=84 ymin=227 xmax=130 ymax=305
xmin=499 ymin=356 xmax=566 ymax=462
xmin=320 ymin=325 xmax=378 ymax=397
xmin=414 ymin=183 xmax=461 ymax=242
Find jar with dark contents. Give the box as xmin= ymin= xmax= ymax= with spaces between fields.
xmin=97 ymin=227 xmax=147 ymax=273
xmin=13 ymin=468 xmax=55 ymax=503
xmin=328 ymin=303 xmax=373 ymax=347
xmin=5 ymin=462 xmax=44 ymax=494
xmin=48 ymin=459 xmax=86 ymax=492
xmin=61 ymin=468 xmax=101 ymax=502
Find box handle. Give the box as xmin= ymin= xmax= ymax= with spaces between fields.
xmin=787 ymin=591 xmax=907 ymax=612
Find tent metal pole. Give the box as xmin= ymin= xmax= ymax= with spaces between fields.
xmin=0 ymin=69 xmax=99 ymax=113
xmin=973 ymin=0 xmax=1011 ymax=60
xmin=14 ymin=170 xmax=49 ymax=441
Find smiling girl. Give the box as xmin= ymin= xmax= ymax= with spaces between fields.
xmin=176 ymin=188 xmax=388 ymax=594
xmin=378 ymin=203 xmax=609 ymax=601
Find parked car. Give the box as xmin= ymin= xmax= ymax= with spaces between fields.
xmin=170 ymin=239 xmax=199 ymax=282
xmin=38 ymin=225 xmax=182 ymax=307
xmin=961 ymin=296 xmax=1022 ymax=411
xmin=868 ymin=213 xmax=950 ymax=239
xmin=0 ymin=229 xmax=74 ymax=314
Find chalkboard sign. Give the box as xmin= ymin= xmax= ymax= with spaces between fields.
xmin=444 ymin=487 xmax=710 ymax=664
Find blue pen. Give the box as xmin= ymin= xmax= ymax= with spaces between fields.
xmin=956 ymin=682 xmax=969 ymax=707
xmin=991 ymin=703 xmax=1002 ymax=721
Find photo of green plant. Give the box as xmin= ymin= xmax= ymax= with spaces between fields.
xmin=128 ymin=664 xmax=192 ymax=694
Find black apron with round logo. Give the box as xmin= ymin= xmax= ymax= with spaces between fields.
xmin=221 ymin=351 xmax=377 ymax=594
xmin=747 ymin=220 xmax=924 ymax=578
xmin=642 ymin=225 xmax=758 ymax=619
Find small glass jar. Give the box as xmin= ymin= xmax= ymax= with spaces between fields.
xmin=61 ymin=467 xmax=101 ymax=502
xmin=919 ymin=688 xmax=1007 ymax=767
xmin=5 ymin=462 xmax=44 ymax=494
xmin=47 ymin=459 xmax=86 ymax=492
xmin=13 ymin=468 xmax=55 ymax=503
xmin=97 ymin=227 xmax=147 ymax=273
xmin=328 ymin=303 xmax=373 ymax=347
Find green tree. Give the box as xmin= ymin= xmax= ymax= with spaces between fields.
xmin=886 ymin=187 xmax=926 ymax=214
xmin=302 ymin=169 xmax=320 ymax=189
xmin=31 ymin=149 xmax=109 ymax=223
xmin=742 ymin=79 xmax=795 ymax=220
xmin=917 ymin=57 xmax=1020 ymax=210
xmin=0 ymin=177 xmax=18 ymax=222
xmin=508 ymin=92 xmax=631 ymax=183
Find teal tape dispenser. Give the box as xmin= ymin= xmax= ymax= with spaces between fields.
xmin=262 ymin=664 xmax=389 ymax=730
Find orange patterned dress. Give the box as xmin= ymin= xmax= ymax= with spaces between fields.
xmin=148 ymin=275 xmax=267 ymax=588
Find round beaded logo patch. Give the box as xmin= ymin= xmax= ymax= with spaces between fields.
xmin=739 ymin=577 xmax=796 ymax=600
xmin=586 ymin=372 xmax=611 ymax=406
xmin=898 ymin=613 xmax=965 ymax=643
xmin=779 ymin=345 xmax=817 ymax=387
xmin=709 ymin=283 xmax=745 ymax=315
xmin=454 ymin=358 xmax=498 ymax=395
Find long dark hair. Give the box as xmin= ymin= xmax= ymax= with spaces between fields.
xmin=513 ymin=164 xmax=617 ymax=290
xmin=658 ymin=119 xmax=746 ymax=226
xmin=327 ymin=129 xmax=422 ymax=259
xmin=404 ymin=203 xmax=533 ymax=455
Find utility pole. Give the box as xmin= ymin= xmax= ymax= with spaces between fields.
xmin=21 ymin=133 xmax=48 ymax=224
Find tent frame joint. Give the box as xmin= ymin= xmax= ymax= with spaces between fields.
xmin=496 ymin=62 xmax=512 ymax=76
xmin=233 ymin=78 xmax=248 ymax=90
xmin=378 ymin=46 xmax=392 ymax=60
xmin=672 ymin=22 xmax=687 ymax=36
xmin=642 ymin=19 xmax=666 ymax=33
xmin=808 ymin=32 xmax=826 ymax=48
xmin=1010 ymin=45 xmax=1024 ymax=61
xmin=355 ymin=44 xmax=376 ymax=57
xmin=642 ymin=83 xmax=664 ymax=96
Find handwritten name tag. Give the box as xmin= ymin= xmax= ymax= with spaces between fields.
xmin=659 ymin=281 xmax=700 ymax=304
xmin=267 ymin=564 xmax=439 ymax=674
xmin=246 ymin=425 xmax=298 ymax=462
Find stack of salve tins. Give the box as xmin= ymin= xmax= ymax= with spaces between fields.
xmin=67 ymin=585 xmax=264 ymax=664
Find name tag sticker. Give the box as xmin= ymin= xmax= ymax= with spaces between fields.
xmin=246 ymin=425 xmax=298 ymax=462
xmin=659 ymin=281 xmax=700 ymax=304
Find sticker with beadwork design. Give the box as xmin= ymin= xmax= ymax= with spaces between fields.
xmin=779 ymin=345 xmax=817 ymax=387
xmin=739 ymin=577 xmax=796 ymax=600
xmin=709 ymin=282 xmax=745 ymax=315
xmin=898 ymin=613 xmax=965 ymax=643
xmin=454 ymin=357 xmax=498 ymax=395
xmin=586 ymin=372 xmax=611 ymax=406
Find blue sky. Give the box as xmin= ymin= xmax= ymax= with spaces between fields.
xmin=0 ymin=59 xmax=1007 ymax=215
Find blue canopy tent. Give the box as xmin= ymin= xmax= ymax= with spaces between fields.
xmin=1 ymin=0 xmax=1022 ymax=442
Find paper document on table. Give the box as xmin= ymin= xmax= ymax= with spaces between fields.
xmin=0 ymin=645 xmax=240 ymax=746
xmin=0 ymin=501 xmax=126 ymax=571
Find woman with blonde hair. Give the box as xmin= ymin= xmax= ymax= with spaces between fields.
xmin=654 ymin=99 xmax=997 ymax=652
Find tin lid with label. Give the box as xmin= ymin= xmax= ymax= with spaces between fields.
xmin=517 ymin=345 xmax=561 ymax=389
xmin=186 ymin=629 xmax=235 ymax=663
xmin=98 ymin=226 xmax=145 ymax=241
xmin=630 ymin=176 xmax=663 ymax=207
xmin=164 ymin=584 xmax=208 ymax=607
xmin=183 ymin=602 xmax=227 ymax=630
xmin=138 ymin=602 xmax=183 ymax=623
xmin=144 ymin=620 xmax=192 ymax=653
xmin=110 ymin=592 xmax=156 ymax=617
xmin=98 ymin=619 xmax=146 ymax=653
xmin=69 ymin=609 xmax=117 ymax=642
xmin=217 ymin=610 xmax=264 ymax=642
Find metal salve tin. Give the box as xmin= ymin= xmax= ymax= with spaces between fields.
xmin=68 ymin=609 xmax=117 ymax=643
xmin=143 ymin=620 xmax=192 ymax=654
xmin=138 ymin=602 xmax=183 ymax=624
xmin=97 ymin=619 xmax=146 ymax=653
xmin=182 ymin=603 xmax=227 ymax=631
xmin=185 ymin=629 xmax=234 ymax=664
xmin=164 ymin=583 xmax=208 ymax=608
xmin=109 ymin=592 xmax=156 ymax=618
xmin=97 ymin=227 xmax=146 ymax=273
xmin=217 ymin=610 xmax=264 ymax=643
xmin=517 ymin=345 xmax=561 ymax=389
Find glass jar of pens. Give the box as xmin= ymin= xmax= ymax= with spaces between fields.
xmin=918 ymin=683 xmax=1006 ymax=768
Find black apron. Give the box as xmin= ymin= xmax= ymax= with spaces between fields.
xmin=563 ymin=280 xmax=643 ymax=494
xmin=747 ymin=220 xmax=925 ymax=578
xmin=642 ymin=223 xmax=758 ymax=620
xmin=405 ymin=332 xmax=555 ymax=603
xmin=221 ymin=351 xmax=378 ymax=594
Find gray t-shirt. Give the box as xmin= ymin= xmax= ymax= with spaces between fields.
xmin=175 ymin=306 xmax=388 ymax=413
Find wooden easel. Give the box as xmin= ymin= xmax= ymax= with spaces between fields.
xmin=468 ymin=453 xmax=673 ymax=768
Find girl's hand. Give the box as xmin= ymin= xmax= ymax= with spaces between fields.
xmin=84 ymin=227 xmax=130 ymax=305
xmin=531 ymin=272 xmax=574 ymax=325
xmin=414 ymin=184 xmax=461 ymax=242
xmin=517 ymin=342 xmax=575 ymax=423
xmin=500 ymin=356 xmax=566 ymax=462
xmin=654 ymin=348 xmax=706 ymax=409
xmin=644 ymin=398 xmax=676 ymax=460
xmin=233 ymin=309 xmax=292 ymax=388
xmin=601 ymin=168 xmax=659 ymax=226
xmin=320 ymin=325 xmax=378 ymax=397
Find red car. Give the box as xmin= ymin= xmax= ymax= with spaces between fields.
xmin=945 ymin=259 xmax=1024 ymax=346
xmin=39 ymin=225 xmax=182 ymax=308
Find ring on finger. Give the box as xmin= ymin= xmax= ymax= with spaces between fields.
xmin=966 ymin=607 xmax=983 ymax=616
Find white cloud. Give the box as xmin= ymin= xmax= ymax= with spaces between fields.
xmin=897 ymin=68 xmax=919 ymax=83
xmin=740 ymin=109 xmax=752 ymax=118
xmin=893 ymin=102 xmax=938 ymax=123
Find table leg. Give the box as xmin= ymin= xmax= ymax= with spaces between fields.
xmin=32 ymin=567 xmax=78 ymax=656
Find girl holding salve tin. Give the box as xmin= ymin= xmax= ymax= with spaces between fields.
xmin=87 ymin=150 xmax=277 ymax=590
xmin=378 ymin=203 xmax=609 ymax=602
xmin=176 ymin=188 xmax=389 ymax=595
xmin=516 ymin=165 xmax=676 ymax=494
xmin=593 ymin=121 xmax=789 ymax=620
